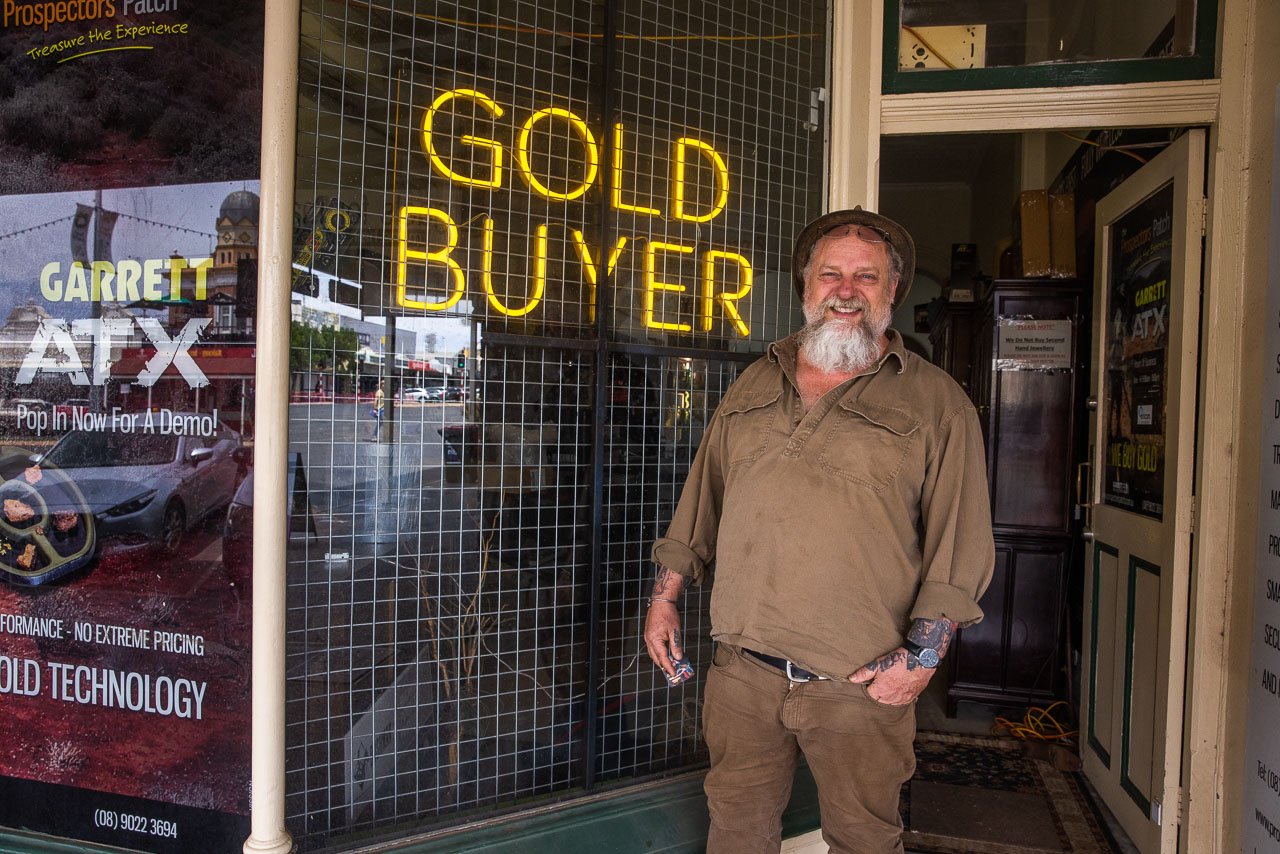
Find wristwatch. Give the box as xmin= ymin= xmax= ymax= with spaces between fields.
xmin=902 ymin=639 xmax=940 ymax=669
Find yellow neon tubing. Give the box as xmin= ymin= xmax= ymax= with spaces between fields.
xmin=570 ymin=231 xmax=629 ymax=322
xmin=702 ymin=250 xmax=752 ymax=336
xmin=421 ymin=88 xmax=505 ymax=189
xmin=481 ymin=217 xmax=545 ymax=317
xmin=611 ymin=123 xmax=660 ymax=216
xmin=644 ymin=241 xmax=693 ymax=332
xmin=672 ymin=137 xmax=729 ymax=223
xmin=516 ymin=107 xmax=599 ymax=201
xmin=396 ymin=206 xmax=465 ymax=311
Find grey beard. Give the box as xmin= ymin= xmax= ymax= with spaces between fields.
xmin=798 ymin=299 xmax=892 ymax=373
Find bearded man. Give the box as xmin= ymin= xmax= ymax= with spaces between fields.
xmin=644 ymin=208 xmax=995 ymax=854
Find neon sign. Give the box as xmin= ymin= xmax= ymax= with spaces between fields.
xmin=396 ymin=88 xmax=752 ymax=335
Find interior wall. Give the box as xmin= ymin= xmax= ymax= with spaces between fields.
xmin=881 ymin=133 xmax=1034 ymax=356
xmin=880 ymin=182 xmax=972 ymax=353
xmin=1045 ymin=131 xmax=1083 ymax=187
xmin=970 ymin=135 xmax=1021 ymax=277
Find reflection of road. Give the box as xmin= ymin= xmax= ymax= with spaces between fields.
xmin=283 ymin=399 xmax=599 ymax=820
xmin=288 ymin=401 xmax=461 ymax=465
xmin=280 ymin=400 xmax=700 ymax=825
xmin=287 ymin=401 xmax=466 ymax=544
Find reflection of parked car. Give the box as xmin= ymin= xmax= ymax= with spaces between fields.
xmin=53 ymin=398 xmax=90 ymax=420
xmin=407 ymin=386 xmax=446 ymax=402
xmin=38 ymin=413 xmax=244 ymax=553
xmin=407 ymin=385 xmax=466 ymax=402
xmin=0 ymin=398 xmax=48 ymax=420
xmin=404 ymin=384 xmax=448 ymax=402
xmin=223 ymin=451 xmax=311 ymax=580
xmin=223 ymin=467 xmax=253 ymax=580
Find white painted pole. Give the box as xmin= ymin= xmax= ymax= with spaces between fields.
xmin=244 ymin=0 xmax=299 ymax=851
xmin=828 ymin=0 xmax=883 ymax=210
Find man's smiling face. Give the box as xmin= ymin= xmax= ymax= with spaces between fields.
xmin=802 ymin=232 xmax=898 ymax=333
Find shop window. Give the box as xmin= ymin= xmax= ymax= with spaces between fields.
xmin=884 ymin=0 xmax=1217 ymax=93
xmin=289 ymin=0 xmax=827 ymax=847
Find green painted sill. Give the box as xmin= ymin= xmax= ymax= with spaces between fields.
xmin=0 ymin=767 xmax=822 ymax=854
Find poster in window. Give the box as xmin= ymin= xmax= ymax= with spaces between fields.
xmin=1102 ymin=182 xmax=1174 ymax=519
xmin=0 ymin=3 xmax=261 ymax=851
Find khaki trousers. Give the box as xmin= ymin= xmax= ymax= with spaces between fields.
xmin=702 ymin=644 xmax=916 ymax=854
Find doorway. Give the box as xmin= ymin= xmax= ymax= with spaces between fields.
xmin=874 ymin=126 xmax=1205 ymax=854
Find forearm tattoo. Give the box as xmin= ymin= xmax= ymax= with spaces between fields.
xmin=652 ymin=565 xmax=688 ymax=599
xmin=907 ymin=617 xmax=956 ymax=656
xmin=858 ymin=619 xmax=957 ymax=676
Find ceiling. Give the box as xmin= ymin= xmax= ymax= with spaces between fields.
xmin=880 ymin=133 xmax=1010 ymax=186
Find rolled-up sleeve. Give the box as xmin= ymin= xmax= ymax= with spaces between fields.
xmin=650 ymin=403 xmax=729 ymax=585
xmin=910 ymin=402 xmax=995 ymax=627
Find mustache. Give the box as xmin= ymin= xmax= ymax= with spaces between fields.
xmin=815 ymin=295 xmax=871 ymax=314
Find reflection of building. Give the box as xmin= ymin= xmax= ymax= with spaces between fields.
xmin=0 ymin=189 xmax=263 ymax=430
xmin=167 ymin=189 xmax=258 ymax=340
xmin=212 ymin=189 xmax=259 ymax=337
xmin=0 ymin=300 xmax=54 ymax=369
xmin=109 ymin=189 xmax=260 ymax=434
xmin=0 ymin=300 xmax=57 ymax=403
xmin=215 ymin=190 xmax=259 ymax=269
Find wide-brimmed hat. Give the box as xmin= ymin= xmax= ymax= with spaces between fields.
xmin=792 ymin=206 xmax=916 ymax=307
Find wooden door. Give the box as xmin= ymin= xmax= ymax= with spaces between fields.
xmin=1081 ymin=129 xmax=1205 ymax=852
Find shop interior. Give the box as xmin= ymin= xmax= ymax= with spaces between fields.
xmin=875 ymin=126 xmax=1179 ymax=852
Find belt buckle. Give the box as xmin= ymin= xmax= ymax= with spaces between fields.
xmin=784 ymin=660 xmax=811 ymax=683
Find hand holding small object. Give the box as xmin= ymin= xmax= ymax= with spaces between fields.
xmin=667 ymin=656 xmax=694 ymax=686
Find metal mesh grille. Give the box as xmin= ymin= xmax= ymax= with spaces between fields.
xmin=288 ymin=1 xmax=827 ymax=848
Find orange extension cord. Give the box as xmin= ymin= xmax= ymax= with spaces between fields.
xmin=992 ymin=701 xmax=1079 ymax=747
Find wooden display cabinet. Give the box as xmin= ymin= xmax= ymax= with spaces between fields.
xmin=932 ymin=280 xmax=1087 ymax=715
xmin=927 ymin=297 xmax=979 ymax=398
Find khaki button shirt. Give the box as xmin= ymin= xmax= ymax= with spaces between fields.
xmin=651 ymin=331 xmax=995 ymax=678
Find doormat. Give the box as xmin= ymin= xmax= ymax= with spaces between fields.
xmin=901 ymin=732 xmax=1118 ymax=854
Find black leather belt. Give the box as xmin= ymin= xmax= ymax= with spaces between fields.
xmin=743 ymin=648 xmax=830 ymax=682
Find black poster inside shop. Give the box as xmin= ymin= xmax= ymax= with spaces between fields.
xmin=0 ymin=2 xmax=263 ymax=850
xmin=1102 ymin=182 xmax=1174 ymax=520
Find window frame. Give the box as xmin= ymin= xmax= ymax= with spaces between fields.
xmin=881 ymin=0 xmax=1219 ymax=94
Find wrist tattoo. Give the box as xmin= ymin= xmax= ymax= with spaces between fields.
xmin=907 ymin=617 xmax=955 ymax=656
xmin=652 ymin=565 xmax=687 ymax=600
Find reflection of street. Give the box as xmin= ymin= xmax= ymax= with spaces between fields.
xmin=287 ymin=401 xmax=461 ymax=543
xmin=282 ymin=397 xmax=700 ymax=825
